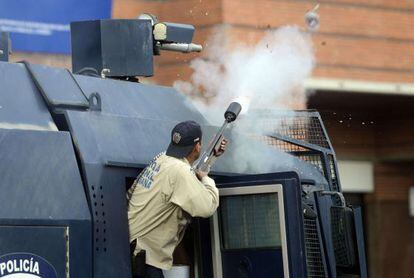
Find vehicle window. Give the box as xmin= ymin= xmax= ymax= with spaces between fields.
xmin=219 ymin=193 xmax=281 ymax=249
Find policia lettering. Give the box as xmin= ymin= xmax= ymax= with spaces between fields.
xmin=0 ymin=258 xmax=39 ymax=275
xmin=0 ymin=253 xmax=58 ymax=277
xmin=136 ymin=152 xmax=163 ymax=189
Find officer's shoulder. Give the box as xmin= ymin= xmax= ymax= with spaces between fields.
xmin=166 ymin=157 xmax=192 ymax=172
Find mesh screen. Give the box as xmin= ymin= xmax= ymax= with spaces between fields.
xmin=331 ymin=206 xmax=356 ymax=268
xmin=304 ymin=215 xmax=327 ymax=277
xmin=328 ymin=154 xmax=343 ymax=206
xmin=276 ymin=116 xmax=329 ymax=149
xmin=248 ymin=111 xmax=331 ymax=150
xmin=328 ymin=155 xmax=337 ymax=181
xmin=220 ymin=193 xmax=281 ymax=249
xmin=296 ymin=153 xmax=325 ymax=176
xmin=247 ymin=111 xmax=332 ymax=179
xmin=250 ymin=135 xmax=309 ymax=152
xmin=251 ymin=134 xmax=328 ymax=179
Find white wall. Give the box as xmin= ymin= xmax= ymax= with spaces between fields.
xmin=337 ymin=160 xmax=374 ymax=193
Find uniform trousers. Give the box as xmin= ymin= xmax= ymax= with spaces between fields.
xmin=144 ymin=264 xmax=164 ymax=278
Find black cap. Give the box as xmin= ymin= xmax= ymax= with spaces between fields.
xmin=166 ymin=121 xmax=202 ymax=158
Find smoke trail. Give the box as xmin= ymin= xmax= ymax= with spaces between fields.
xmin=174 ymin=25 xmax=316 ymax=173
xmin=174 ymin=25 xmax=314 ymax=122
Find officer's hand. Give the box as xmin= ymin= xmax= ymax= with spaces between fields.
xmin=213 ymin=138 xmax=228 ymax=157
xmin=195 ymin=169 xmax=209 ymax=180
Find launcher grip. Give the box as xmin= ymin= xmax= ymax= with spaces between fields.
xmin=195 ymin=102 xmax=241 ymax=172
xmin=195 ymin=122 xmax=227 ymax=172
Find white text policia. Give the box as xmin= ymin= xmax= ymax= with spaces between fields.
xmin=0 ymin=257 xmax=40 ymax=276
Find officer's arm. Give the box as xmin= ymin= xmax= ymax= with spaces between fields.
xmin=170 ymin=166 xmax=219 ymax=218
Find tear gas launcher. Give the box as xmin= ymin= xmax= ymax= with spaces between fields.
xmin=195 ymin=102 xmax=242 ymax=172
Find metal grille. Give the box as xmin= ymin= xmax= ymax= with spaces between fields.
xmin=328 ymin=155 xmax=337 ymax=181
xmin=276 ymin=116 xmax=329 ymax=149
xmin=328 ymin=154 xmax=343 ymax=206
xmin=249 ymin=111 xmax=331 ymax=149
xmin=251 ymin=135 xmax=309 ymax=152
xmin=252 ymin=134 xmax=328 ymax=178
xmin=331 ymin=206 xmax=356 ymax=268
xmin=296 ymin=153 xmax=325 ymax=176
xmin=304 ymin=212 xmax=326 ymax=277
xmin=328 ymin=155 xmax=339 ymax=191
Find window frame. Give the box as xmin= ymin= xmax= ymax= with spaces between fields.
xmin=210 ymin=184 xmax=289 ymax=278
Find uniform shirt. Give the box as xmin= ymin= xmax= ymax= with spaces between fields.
xmin=127 ymin=153 xmax=219 ymax=270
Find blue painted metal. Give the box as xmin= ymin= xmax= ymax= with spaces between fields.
xmin=0 ymin=62 xmax=57 ymax=131
xmin=79 ymin=164 xmax=133 ymax=277
xmin=0 ymin=226 xmax=68 ymax=277
xmin=71 ymin=19 xmax=154 ymax=77
xmin=213 ymin=172 xmax=307 ymax=278
xmin=0 ymin=130 xmax=87 ymax=219
xmin=0 ymin=129 xmax=92 ymax=277
xmin=74 ymin=74 xmax=208 ymax=123
xmin=354 ymin=207 xmax=368 ymax=278
xmin=315 ymin=194 xmax=336 ymax=277
xmin=223 ymin=249 xmax=284 ymax=277
xmin=0 ymin=58 xmax=367 ymax=278
xmin=23 ymin=63 xmax=89 ymax=109
xmin=58 ymin=69 xmax=326 ymax=277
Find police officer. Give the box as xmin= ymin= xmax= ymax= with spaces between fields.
xmin=127 ymin=120 xmax=227 ymax=278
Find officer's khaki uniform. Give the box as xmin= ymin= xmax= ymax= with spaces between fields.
xmin=127 ymin=153 xmax=219 ymax=270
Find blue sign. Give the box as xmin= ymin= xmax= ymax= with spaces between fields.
xmin=0 ymin=253 xmax=57 ymax=277
xmin=0 ymin=0 xmax=112 ymax=53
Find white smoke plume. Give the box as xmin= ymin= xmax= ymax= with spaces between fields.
xmin=174 ymin=25 xmax=315 ymax=124
xmin=174 ymin=25 xmax=316 ymax=173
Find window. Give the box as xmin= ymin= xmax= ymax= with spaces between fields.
xmin=219 ymin=193 xmax=281 ymax=249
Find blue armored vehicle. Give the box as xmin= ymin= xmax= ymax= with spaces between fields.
xmin=0 ymin=17 xmax=367 ymax=278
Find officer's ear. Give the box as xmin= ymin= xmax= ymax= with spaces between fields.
xmin=187 ymin=142 xmax=200 ymax=157
xmin=194 ymin=142 xmax=202 ymax=153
